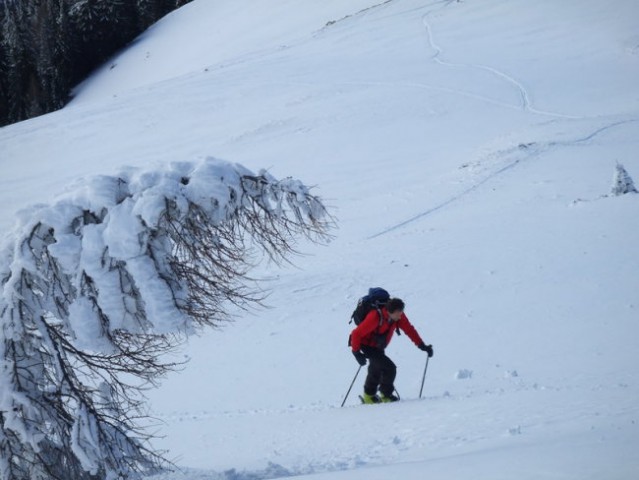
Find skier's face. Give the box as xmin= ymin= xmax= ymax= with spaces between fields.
xmin=388 ymin=310 xmax=403 ymax=322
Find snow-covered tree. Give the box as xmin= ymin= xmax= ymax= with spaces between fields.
xmin=611 ymin=162 xmax=637 ymax=196
xmin=0 ymin=157 xmax=333 ymax=480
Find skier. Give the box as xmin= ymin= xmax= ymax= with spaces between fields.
xmin=350 ymin=297 xmax=433 ymax=403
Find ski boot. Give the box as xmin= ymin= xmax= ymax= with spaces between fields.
xmin=380 ymin=393 xmax=400 ymax=403
xmin=360 ymin=392 xmax=381 ymax=404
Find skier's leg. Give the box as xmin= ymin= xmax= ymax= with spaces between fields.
xmin=378 ymin=353 xmax=397 ymax=398
xmin=361 ymin=346 xmax=383 ymax=395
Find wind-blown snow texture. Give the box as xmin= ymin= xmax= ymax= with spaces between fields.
xmin=1 ymin=0 xmax=638 ymax=479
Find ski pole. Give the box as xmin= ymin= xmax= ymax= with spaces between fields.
xmin=419 ymin=355 xmax=430 ymax=399
xmin=393 ymin=388 xmax=401 ymax=401
xmin=341 ymin=365 xmax=362 ymax=407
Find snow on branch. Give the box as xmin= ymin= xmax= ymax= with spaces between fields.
xmin=0 ymin=157 xmax=333 ymax=480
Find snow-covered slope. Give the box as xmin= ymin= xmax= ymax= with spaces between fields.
xmin=1 ymin=0 xmax=638 ymax=478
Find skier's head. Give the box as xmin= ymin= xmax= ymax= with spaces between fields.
xmin=386 ymin=297 xmax=405 ymax=321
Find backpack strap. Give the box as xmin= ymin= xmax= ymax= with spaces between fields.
xmin=375 ymin=306 xmax=383 ymax=328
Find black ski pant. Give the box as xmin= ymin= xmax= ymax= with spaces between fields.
xmin=361 ymin=345 xmax=396 ymax=397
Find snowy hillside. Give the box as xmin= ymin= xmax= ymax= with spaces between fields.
xmin=1 ymin=0 xmax=639 ymax=479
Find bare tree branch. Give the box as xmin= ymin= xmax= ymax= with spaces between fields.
xmin=0 ymin=158 xmax=334 ymax=480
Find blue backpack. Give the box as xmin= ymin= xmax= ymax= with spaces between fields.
xmin=350 ymin=287 xmax=390 ymax=326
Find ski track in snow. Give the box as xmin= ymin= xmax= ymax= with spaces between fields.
xmin=420 ymin=2 xmax=583 ymax=120
xmin=316 ymin=0 xmax=536 ymax=113
xmin=364 ymin=0 xmax=639 ymax=239
xmin=369 ymin=117 xmax=639 ymax=239
xmin=304 ymin=0 xmax=639 ymax=243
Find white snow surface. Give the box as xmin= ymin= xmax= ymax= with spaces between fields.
xmin=1 ymin=0 xmax=639 ymax=478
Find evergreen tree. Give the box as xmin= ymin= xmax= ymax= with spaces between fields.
xmin=611 ymin=163 xmax=638 ymax=196
xmin=68 ymin=0 xmax=137 ymax=79
xmin=0 ymin=0 xmax=193 ymax=127
xmin=136 ymin=0 xmax=163 ymax=30
xmin=32 ymin=0 xmax=72 ymax=116
xmin=1 ymin=1 xmax=34 ymax=122
xmin=0 ymin=6 xmax=8 ymax=121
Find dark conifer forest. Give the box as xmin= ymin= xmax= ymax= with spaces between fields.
xmin=0 ymin=0 xmax=191 ymax=127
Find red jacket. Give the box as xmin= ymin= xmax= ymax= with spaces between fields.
xmin=350 ymin=307 xmax=423 ymax=352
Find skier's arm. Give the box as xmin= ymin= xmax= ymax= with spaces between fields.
xmin=399 ymin=314 xmax=434 ymax=356
xmin=397 ymin=313 xmax=424 ymax=346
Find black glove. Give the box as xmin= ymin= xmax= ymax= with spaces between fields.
xmin=352 ymin=350 xmax=367 ymax=366
xmin=418 ymin=343 xmax=434 ymax=357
